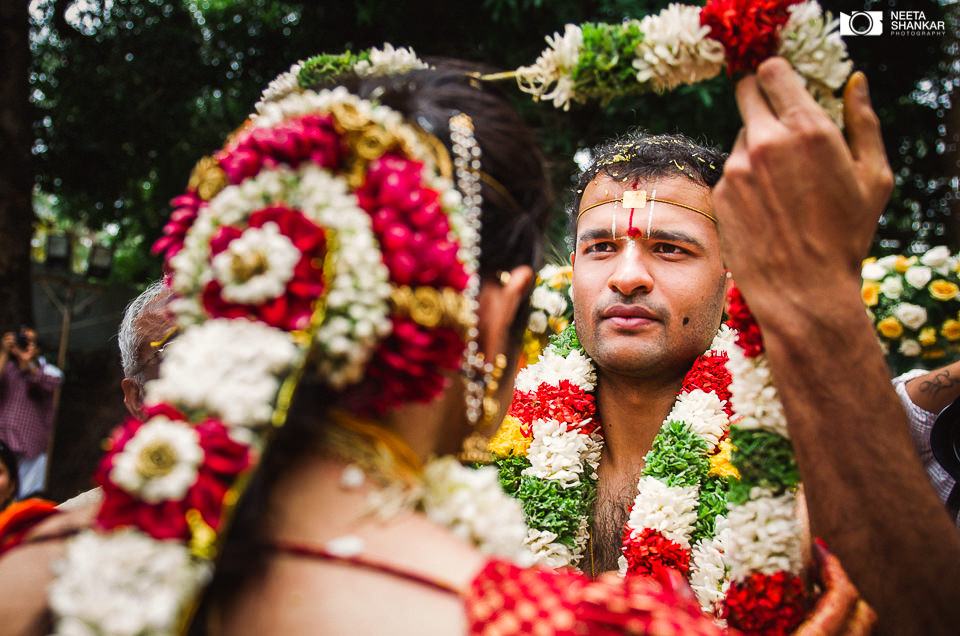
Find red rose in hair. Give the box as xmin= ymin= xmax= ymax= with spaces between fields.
xmin=95 ymin=404 xmax=252 ymax=542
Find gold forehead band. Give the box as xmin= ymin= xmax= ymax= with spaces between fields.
xmin=577 ymin=194 xmax=717 ymax=224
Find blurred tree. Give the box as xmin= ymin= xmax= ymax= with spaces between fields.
xmin=0 ymin=0 xmax=35 ymax=329
xmin=19 ymin=0 xmax=960 ymax=293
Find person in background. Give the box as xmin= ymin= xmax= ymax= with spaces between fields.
xmin=0 ymin=327 xmax=63 ymax=498
xmin=118 ymin=280 xmax=177 ymax=419
xmin=0 ymin=441 xmax=19 ymax=511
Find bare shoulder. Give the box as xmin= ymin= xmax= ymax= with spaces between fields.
xmin=0 ymin=538 xmax=65 ymax=635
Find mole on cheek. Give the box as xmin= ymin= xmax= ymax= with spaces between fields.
xmin=682 ymin=317 xmax=690 ymax=326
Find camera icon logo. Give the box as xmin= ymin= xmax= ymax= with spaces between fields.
xmin=840 ymin=11 xmax=884 ymax=36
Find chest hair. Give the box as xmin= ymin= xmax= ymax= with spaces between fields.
xmin=588 ymin=472 xmax=642 ymax=576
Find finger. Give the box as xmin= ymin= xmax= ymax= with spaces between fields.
xmin=840 ymin=599 xmax=878 ymax=636
xmin=734 ymin=73 xmax=780 ymax=131
xmin=793 ymin=543 xmax=857 ymax=636
xmin=755 ymin=57 xmax=819 ymax=120
xmin=842 ymin=71 xmax=893 ymax=204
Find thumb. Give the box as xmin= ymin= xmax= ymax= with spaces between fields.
xmin=843 ymin=71 xmax=893 ymax=204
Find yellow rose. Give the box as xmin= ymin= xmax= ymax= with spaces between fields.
xmin=877 ymin=317 xmax=904 ymax=339
xmin=895 ymin=255 xmax=918 ymax=273
xmin=919 ymin=326 xmax=938 ymax=347
xmin=923 ymin=348 xmax=947 ymax=359
xmin=942 ymin=319 xmax=960 ymax=341
xmin=930 ymin=280 xmax=959 ymax=301
xmin=861 ymin=281 xmax=880 ymax=307
xmin=861 ymin=257 xmax=877 ymax=266
xmin=486 ymin=415 xmax=532 ymax=458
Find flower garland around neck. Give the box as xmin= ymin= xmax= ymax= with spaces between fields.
xmin=512 ymin=0 xmax=851 ymax=123
xmin=51 ymin=84 xmax=482 ymax=635
xmin=490 ymin=304 xmax=808 ymax=635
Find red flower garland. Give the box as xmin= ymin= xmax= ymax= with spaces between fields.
xmin=200 ymin=204 xmax=328 ymax=331
xmin=726 ymin=284 xmax=765 ymax=358
xmin=95 ymin=404 xmax=252 ymax=542
xmin=509 ymin=380 xmax=598 ymax=436
xmin=621 ymin=527 xmax=692 ymax=578
xmin=700 ymin=0 xmax=803 ymax=76
xmin=722 ymin=570 xmax=808 ymax=636
xmin=338 ymin=153 xmax=471 ymax=415
xmin=153 ymin=192 xmax=203 ymax=262
xmin=681 ymin=351 xmax=734 ymax=416
xmin=216 ymin=114 xmax=343 ymax=184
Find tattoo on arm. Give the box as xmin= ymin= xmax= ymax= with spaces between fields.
xmin=918 ymin=369 xmax=960 ymax=397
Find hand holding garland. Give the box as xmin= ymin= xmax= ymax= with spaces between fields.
xmin=713 ymin=56 xmax=960 ymax=633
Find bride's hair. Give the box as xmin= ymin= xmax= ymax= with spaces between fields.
xmin=191 ymin=65 xmax=552 ymax=623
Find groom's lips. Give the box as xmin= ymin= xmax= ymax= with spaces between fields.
xmin=601 ymin=304 xmax=660 ymax=328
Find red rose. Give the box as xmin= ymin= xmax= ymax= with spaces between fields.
xmin=701 ymin=0 xmax=803 ymax=76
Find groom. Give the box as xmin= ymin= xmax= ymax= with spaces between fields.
xmin=564 ymin=59 xmax=960 ymax=633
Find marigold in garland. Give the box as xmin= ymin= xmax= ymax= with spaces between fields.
xmin=487 ymin=415 xmax=532 ymax=458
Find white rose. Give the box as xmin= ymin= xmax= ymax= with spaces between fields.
xmin=876 ymin=255 xmax=899 ymax=271
xmin=899 ymin=339 xmax=921 ymax=357
xmin=921 ymin=246 xmax=951 ymax=268
xmin=528 ymin=311 xmax=548 ymax=334
xmin=905 ymin=266 xmax=933 ymax=289
xmin=893 ymin=303 xmax=928 ymax=331
xmin=861 ymin=262 xmax=886 ymax=281
xmin=880 ymin=276 xmax=903 ymax=299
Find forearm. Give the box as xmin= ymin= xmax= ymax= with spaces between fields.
xmin=904 ymin=360 xmax=960 ymax=414
xmin=758 ymin=280 xmax=960 ymax=634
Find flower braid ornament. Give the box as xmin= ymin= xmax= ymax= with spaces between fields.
xmin=49 ymin=81 xmax=482 ymax=635
xmin=511 ymin=0 xmax=851 ymax=123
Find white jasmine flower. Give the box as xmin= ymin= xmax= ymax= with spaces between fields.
xmin=669 ymin=389 xmax=728 ymax=449
xmin=710 ymin=324 xmax=738 ymax=356
xmin=109 ymin=416 xmax=203 ymax=503
xmin=905 ymin=265 xmax=933 ymax=289
xmin=422 ymin=458 xmax=530 ymax=562
xmin=527 ymin=310 xmax=548 ymax=335
xmin=689 ymin=536 xmax=729 ymax=614
xmin=727 ymin=348 xmax=789 ymax=438
xmin=514 ymin=347 xmax=596 ymax=393
xmin=522 ymin=420 xmax=593 ymax=487
xmin=899 ymin=339 xmax=922 ymax=357
xmin=778 ymin=2 xmax=852 ymax=117
xmin=211 ymin=222 xmax=301 ymax=304
xmin=49 ymin=530 xmax=211 ymax=636
xmin=146 ymin=319 xmax=300 ymax=428
xmin=525 ymin=528 xmax=575 ymax=569
xmin=861 ymin=261 xmax=887 ymax=281
xmin=921 ymin=245 xmax=951 ymax=269
xmin=354 ymin=43 xmax=429 ymax=77
xmin=340 ymin=465 xmax=365 ymax=489
xmin=632 ymin=5 xmax=724 ymax=91
xmin=893 ymin=303 xmax=928 ymax=331
xmin=253 ymin=61 xmax=303 ymax=115
xmin=626 ymin=476 xmax=699 ymax=548
xmin=879 ymin=275 xmax=904 ymax=299
xmin=516 ymin=24 xmax=584 ymax=110
xmin=717 ymin=489 xmax=804 ymax=580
